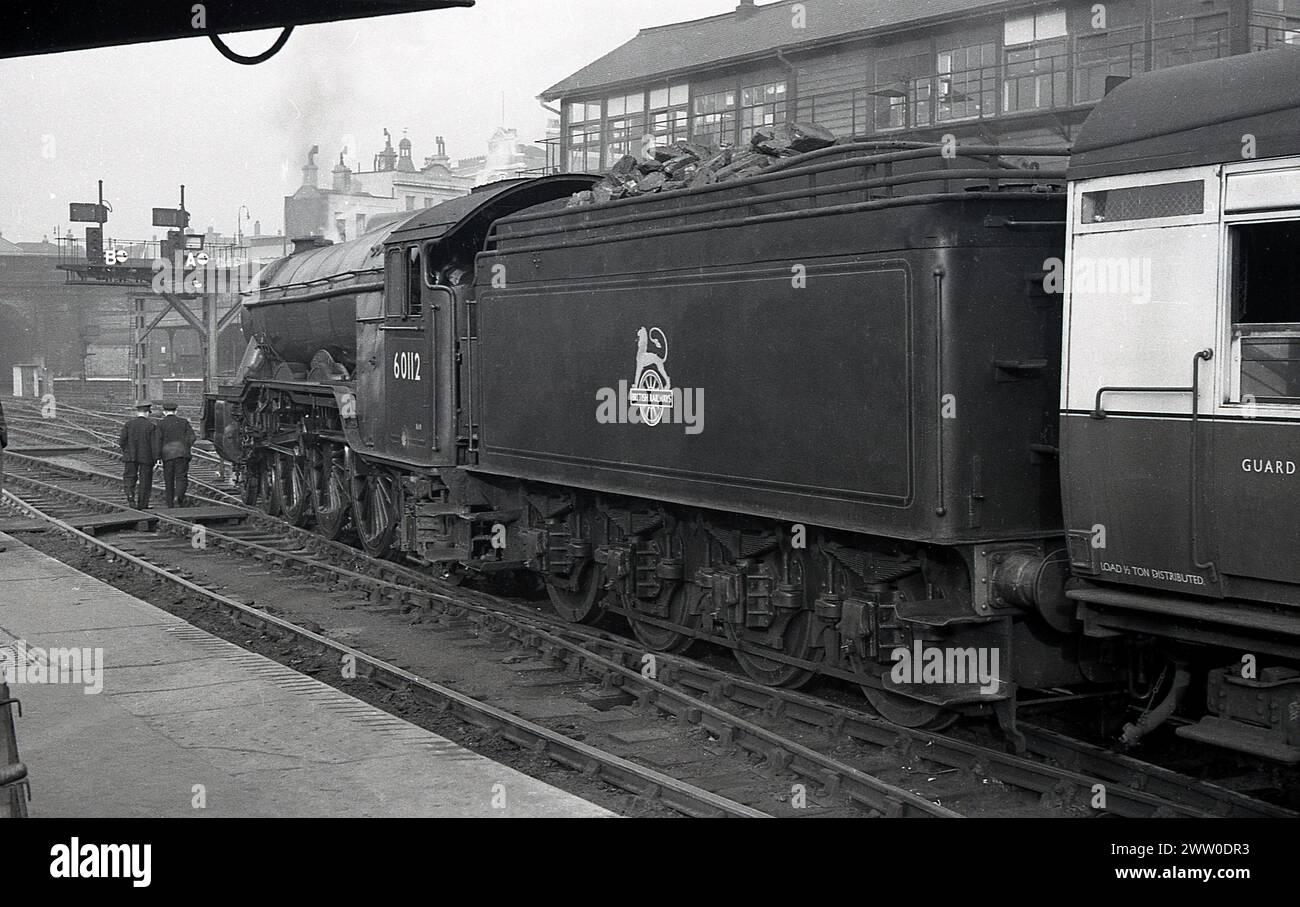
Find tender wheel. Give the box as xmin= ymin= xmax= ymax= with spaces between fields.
xmin=726 ymin=550 xmax=818 ymax=688
xmin=546 ymin=561 xmax=604 ymax=624
xmin=351 ymin=465 xmax=400 ymax=558
xmin=629 ymin=583 xmax=696 ymax=654
xmin=272 ymin=452 xmax=312 ymax=527
xmin=311 ymin=447 xmax=351 ymax=540
xmin=861 ymin=685 xmax=958 ymax=731
xmin=729 ymin=609 xmax=818 ymax=688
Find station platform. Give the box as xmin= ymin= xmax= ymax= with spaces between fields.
xmin=0 ymin=532 xmax=613 ymax=818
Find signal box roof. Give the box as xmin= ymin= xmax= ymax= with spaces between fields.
xmin=1069 ymin=47 xmax=1300 ymax=181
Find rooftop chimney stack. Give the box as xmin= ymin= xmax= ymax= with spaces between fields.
xmin=736 ymin=0 xmax=758 ymax=20
xmin=332 ymin=151 xmax=352 ymax=191
xmin=301 ymin=144 xmax=320 ymax=189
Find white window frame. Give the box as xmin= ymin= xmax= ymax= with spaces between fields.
xmin=1218 ymin=157 xmax=1300 ymax=415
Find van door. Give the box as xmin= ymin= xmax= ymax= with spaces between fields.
xmin=1213 ymin=175 xmax=1300 ymax=587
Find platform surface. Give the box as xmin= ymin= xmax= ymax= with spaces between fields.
xmin=0 ymin=532 xmax=612 ymax=817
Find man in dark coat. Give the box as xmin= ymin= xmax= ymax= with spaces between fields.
xmin=159 ymin=401 xmax=196 ymax=508
xmin=119 ymin=401 xmax=161 ymax=509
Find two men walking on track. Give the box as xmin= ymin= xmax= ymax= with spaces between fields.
xmin=119 ymin=400 xmax=195 ymax=510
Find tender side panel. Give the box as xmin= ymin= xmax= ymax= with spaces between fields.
xmin=475 ymin=260 xmax=917 ymax=534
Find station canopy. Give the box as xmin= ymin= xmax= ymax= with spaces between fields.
xmin=1069 ymin=46 xmax=1300 ymax=181
xmin=1 ymin=1 xmax=472 ymax=59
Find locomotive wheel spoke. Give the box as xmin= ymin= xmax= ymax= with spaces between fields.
xmin=260 ymin=456 xmax=282 ymax=517
xmin=351 ymin=466 xmax=399 ymax=558
xmin=240 ymin=459 xmax=262 ymax=507
xmin=274 ymin=453 xmax=312 ymax=528
xmin=312 ymin=449 xmax=351 ymax=540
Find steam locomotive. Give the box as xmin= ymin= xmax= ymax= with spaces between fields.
xmin=207 ymin=47 xmax=1300 ymax=761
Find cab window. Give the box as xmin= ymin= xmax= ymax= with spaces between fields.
xmin=406 ymin=246 xmax=423 ymax=318
xmin=1231 ymin=219 xmax=1300 ymax=402
xmin=383 ymin=246 xmax=423 ymax=319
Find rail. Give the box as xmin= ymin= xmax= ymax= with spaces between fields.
xmin=5 ymin=423 xmax=1294 ymax=818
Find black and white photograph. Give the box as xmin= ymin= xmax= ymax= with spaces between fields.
xmin=0 ymin=0 xmax=1294 ymax=886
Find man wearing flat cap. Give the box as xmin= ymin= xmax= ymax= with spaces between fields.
xmin=159 ymin=400 xmax=196 ymax=508
xmin=119 ymin=401 xmax=161 ymax=509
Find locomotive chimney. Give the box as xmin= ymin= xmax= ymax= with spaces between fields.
xmin=291 ymin=235 xmax=333 ymax=254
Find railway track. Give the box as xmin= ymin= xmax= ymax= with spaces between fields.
xmin=3 ymin=409 xmax=1294 ymax=819
xmin=5 ymin=402 xmax=237 ymax=504
xmin=0 ymin=449 xmax=960 ymax=818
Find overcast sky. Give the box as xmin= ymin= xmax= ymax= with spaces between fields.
xmin=0 ymin=0 xmax=741 ymax=243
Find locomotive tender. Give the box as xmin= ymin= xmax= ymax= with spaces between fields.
xmin=207 ymin=47 xmax=1300 ymax=760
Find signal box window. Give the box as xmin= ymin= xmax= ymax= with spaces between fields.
xmin=1231 ymin=219 xmax=1300 ymax=402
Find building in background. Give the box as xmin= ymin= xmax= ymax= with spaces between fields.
xmin=0 ymin=240 xmax=128 ymax=394
xmin=456 ymin=127 xmax=551 ymax=183
xmin=542 ymin=0 xmax=1300 ymax=172
xmin=285 ymin=127 xmax=557 ymax=245
xmin=286 ymin=130 xmax=474 ymax=245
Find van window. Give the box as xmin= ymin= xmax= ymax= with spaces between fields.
xmin=1081 ymin=180 xmax=1203 ymax=223
xmin=1231 ymin=219 xmax=1300 ymax=402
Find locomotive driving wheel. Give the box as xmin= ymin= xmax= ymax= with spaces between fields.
xmin=254 ymin=456 xmax=280 ymax=516
xmin=351 ymin=464 xmax=400 ymax=558
xmin=240 ymin=456 xmax=263 ymax=508
xmin=311 ymin=445 xmax=351 ymax=540
xmin=272 ymin=452 xmax=312 ymax=527
xmin=546 ymin=561 xmax=604 ymax=624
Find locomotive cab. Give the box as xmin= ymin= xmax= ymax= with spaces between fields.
xmin=367 ymin=240 xmax=454 ymax=466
